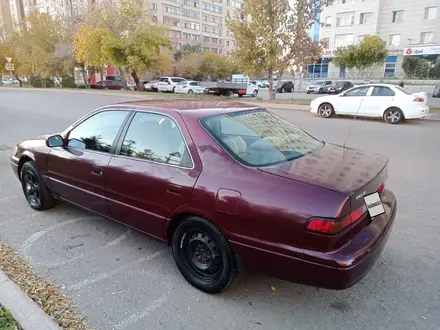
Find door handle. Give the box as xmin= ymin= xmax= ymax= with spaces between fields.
xmin=92 ymin=166 xmax=103 ymax=176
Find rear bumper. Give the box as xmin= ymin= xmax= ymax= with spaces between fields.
xmin=404 ymin=106 xmax=429 ymax=119
xmin=231 ymin=189 xmax=397 ymax=290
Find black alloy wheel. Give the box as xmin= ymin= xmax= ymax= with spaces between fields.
xmin=20 ymin=161 xmax=56 ymax=210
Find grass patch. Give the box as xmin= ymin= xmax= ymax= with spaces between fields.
xmin=0 ymin=244 xmax=93 ymax=330
xmin=0 ymin=306 xmax=21 ymax=330
xmin=430 ymin=107 xmax=440 ymax=113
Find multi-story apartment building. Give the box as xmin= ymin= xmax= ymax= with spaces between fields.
xmin=152 ymin=0 xmax=243 ymax=55
xmin=0 ymin=0 xmax=13 ymax=40
xmin=310 ymin=0 xmax=440 ymax=78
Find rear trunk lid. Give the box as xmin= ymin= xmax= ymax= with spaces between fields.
xmin=258 ymin=143 xmax=388 ymax=210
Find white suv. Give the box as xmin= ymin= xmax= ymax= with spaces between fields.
xmin=158 ymin=77 xmax=186 ymax=92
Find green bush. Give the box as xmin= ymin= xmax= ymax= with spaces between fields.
xmin=61 ymin=76 xmax=76 ymax=88
xmin=29 ymin=76 xmax=54 ymax=88
xmin=0 ymin=305 xmax=20 ymax=330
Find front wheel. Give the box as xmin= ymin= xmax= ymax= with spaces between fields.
xmin=252 ymin=90 xmax=258 ymax=97
xmin=319 ymin=103 xmax=334 ymax=118
xmin=21 ymin=161 xmax=56 ymax=211
xmin=318 ymin=88 xmax=323 ymax=94
xmin=384 ymin=107 xmax=404 ymax=124
xmin=172 ymin=216 xmax=236 ymax=294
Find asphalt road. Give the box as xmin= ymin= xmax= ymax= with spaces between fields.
xmin=0 ymin=89 xmax=439 ymax=330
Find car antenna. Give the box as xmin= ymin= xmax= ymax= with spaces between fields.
xmin=342 ymin=88 xmax=369 ymax=150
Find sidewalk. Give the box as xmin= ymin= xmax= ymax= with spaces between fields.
xmin=0 ymin=270 xmax=61 ymax=330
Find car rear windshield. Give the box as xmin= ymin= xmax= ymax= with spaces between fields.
xmin=395 ymin=86 xmax=412 ymax=95
xmin=200 ymin=109 xmax=324 ymax=167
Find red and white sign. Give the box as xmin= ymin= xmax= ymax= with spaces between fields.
xmin=403 ymin=45 xmax=440 ymax=56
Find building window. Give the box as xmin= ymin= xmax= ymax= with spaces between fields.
xmin=152 ymin=16 xmax=158 ymax=23
xmin=163 ymin=5 xmax=180 ymax=14
xmin=357 ymin=35 xmax=365 ymax=43
xmin=424 ymin=6 xmax=438 ymax=20
xmin=359 ymin=12 xmax=373 ymax=25
xmin=191 ymin=34 xmax=200 ymax=41
xmin=389 ymin=34 xmax=400 ymax=46
xmin=226 ymin=40 xmax=230 ymax=46
xmin=203 ymin=36 xmax=210 ymax=42
xmin=151 ymin=2 xmax=157 ymax=10
xmin=335 ymin=34 xmax=354 ymax=48
xmin=181 ymin=8 xmax=200 ymax=19
xmin=384 ymin=56 xmax=397 ymax=78
xmin=392 ymin=10 xmax=403 ymax=23
xmin=324 ymin=16 xmax=332 ymax=27
xmin=420 ymin=32 xmax=434 ymax=44
xmin=336 ymin=12 xmax=355 ymax=27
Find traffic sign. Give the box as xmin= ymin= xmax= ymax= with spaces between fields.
xmin=5 ymin=63 xmax=14 ymax=71
xmin=5 ymin=57 xmax=12 ymax=63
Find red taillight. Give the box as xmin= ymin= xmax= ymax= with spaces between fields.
xmin=306 ymin=205 xmax=367 ymax=235
xmin=377 ymin=183 xmax=384 ymax=193
xmin=183 ymin=85 xmax=188 ymax=88
xmin=168 ymin=81 xmax=171 ymax=85
xmin=413 ymin=97 xmax=424 ymax=102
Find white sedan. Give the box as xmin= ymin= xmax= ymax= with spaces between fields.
xmin=310 ymin=84 xmax=429 ymax=124
xmin=174 ymin=80 xmax=205 ymax=94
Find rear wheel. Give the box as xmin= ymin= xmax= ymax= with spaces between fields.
xmin=172 ymin=216 xmax=236 ymax=294
xmin=188 ymin=89 xmax=193 ymax=94
xmin=384 ymin=107 xmax=404 ymax=124
xmin=238 ymin=94 xmax=243 ymax=97
xmin=319 ymin=103 xmax=334 ymax=118
xmin=21 ymin=161 xmax=56 ymax=211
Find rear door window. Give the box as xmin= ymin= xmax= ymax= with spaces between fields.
xmin=345 ymin=86 xmax=370 ymax=97
xmin=372 ymin=86 xmax=395 ymax=96
xmin=171 ymin=78 xmax=184 ymax=83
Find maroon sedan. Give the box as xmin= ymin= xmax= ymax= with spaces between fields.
xmin=10 ymin=101 xmax=397 ymax=294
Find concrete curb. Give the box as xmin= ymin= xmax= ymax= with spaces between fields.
xmin=0 ymin=270 xmax=61 ymax=330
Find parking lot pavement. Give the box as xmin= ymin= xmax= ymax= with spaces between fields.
xmin=1 ymin=89 xmax=440 ymax=330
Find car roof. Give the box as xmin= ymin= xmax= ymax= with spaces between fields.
xmin=114 ymin=100 xmax=259 ymax=121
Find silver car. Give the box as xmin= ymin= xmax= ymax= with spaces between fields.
xmin=306 ymin=80 xmax=332 ymax=94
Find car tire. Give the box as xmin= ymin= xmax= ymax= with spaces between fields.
xmin=20 ymin=161 xmax=56 ymax=211
xmin=188 ymin=89 xmax=193 ymax=94
xmin=318 ymin=103 xmax=334 ymax=118
xmin=306 ymin=91 xmax=310 ymax=94
xmin=172 ymin=216 xmax=236 ymax=294
xmin=238 ymin=94 xmax=243 ymax=97
xmin=384 ymin=107 xmax=404 ymax=124
xmin=252 ymin=90 xmax=258 ymax=97
xmin=172 ymin=87 xmax=176 ymax=93
xmin=318 ymin=88 xmax=323 ymax=94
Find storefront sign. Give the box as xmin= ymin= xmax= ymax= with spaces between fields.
xmin=403 ymin=45 xmax=440 ymax=56
xmin=321 ymin=49 xmax=337 ymax=58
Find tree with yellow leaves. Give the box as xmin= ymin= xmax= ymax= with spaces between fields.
xmin=73 ymin=24 xmax=112 ymax=88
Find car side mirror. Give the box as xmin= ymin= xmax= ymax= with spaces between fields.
xmin=46 ymin=135 xmax=64 ymax=147
xmin=67 ymin=139 xmax=86 ymax=149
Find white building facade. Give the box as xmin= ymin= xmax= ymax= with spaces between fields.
xmin=309 ymin=0 xmax=440 ymax=78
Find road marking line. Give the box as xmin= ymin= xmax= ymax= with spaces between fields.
xmin=43 ymin=229 xmax=132 ymax=269
xmin=0 ymin=212 xmax=38 ymax=227
xmin=19 ymin=217 xmax=92 ymax=256
xmin=0 ymin=195 xmax=20 ymax=203
xmin=67 ymin=249 xmax=168 ymax=291
xmin=113 ymin=294 xmax=168 ymax=330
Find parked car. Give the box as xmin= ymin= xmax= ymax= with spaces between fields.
xmin=95 ymin=80 xmax=126 ymax=90
xmin=144 ymin=80 xmax=159 ymax=92
xmin=275 ymin=80 xmax=295 ymax=93
xmin=174 ymin=80 xmax=205 ymax=94
xmin=2 ymin=79 xmax=20 ymax=86
xmin=249 ymin=80 xmax=265 ymax=88
xmin=11 ymin=100 xmax=397 ymax=294
xmin=310 ymin=84 xmax=429 ymax=124
xmin=158 ymin=77 xmax=186 ymax=92
xmin=306 ymin=80 xmax=332 ymax=94
xmin=432 ymin=85 xmax=440 ymax=98
xmin=327 ymin=81 xmax=354 ymax=94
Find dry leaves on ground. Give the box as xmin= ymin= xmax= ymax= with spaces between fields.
xmin=0 ymin=244 xmax=94 ymax=330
